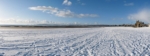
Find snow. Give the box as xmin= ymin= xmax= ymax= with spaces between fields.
xmin=0 ymin=27 xmax=150 ymax=56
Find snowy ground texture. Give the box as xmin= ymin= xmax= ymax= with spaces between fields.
xmin=0 ymin=27 xmax=150 ymax=56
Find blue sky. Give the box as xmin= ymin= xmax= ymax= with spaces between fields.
xmin=0 ymin=0 xmax=150 ymax=24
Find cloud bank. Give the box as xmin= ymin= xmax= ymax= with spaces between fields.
xmin=29 ymin=6 xmax=99 ymax=18
xmin=128 ymin=9 xmax=150 ymax=23
xmin=63 ymin=0 xmax=72 ymax=6
xmin=0 ymin=19 xmax=51 ymax=24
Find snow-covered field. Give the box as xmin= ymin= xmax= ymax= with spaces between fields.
xmin=0 ymin=27 xmax=150 ymax=56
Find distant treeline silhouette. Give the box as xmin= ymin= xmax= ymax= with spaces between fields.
xmin=0 ymin=24 xmax=142 ymax=28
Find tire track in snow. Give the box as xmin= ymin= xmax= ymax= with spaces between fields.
xmin=40 ymin=29 xmax=102 ymax=56
xmin=53 ymin=30 xmax=100 ymax=56
xmin=32 ymin=29 xmax=99 ymax=55
xmin=109 ymin=29 xmax=133 ymax=56
xmin=71 ymin=31 xmax=101 ymax=56
xmin=115 ymin=40 xmax=133 ymax=56
xmin=0 ymin=29 xmax=93 ymax=47
xmin=26 ymin=34 xmax=93 ymax=55
xmin=71 ymin=29 xmax=111 ymax=56
xmin=140 ymin=44 xmax=150 ymax=56
xmin=113 ymin=29 xmax=149 ymax=56
xmin=100 ymin=28 xmax=133 ymax=56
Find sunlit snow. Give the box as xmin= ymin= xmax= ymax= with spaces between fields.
xmin=0 ymin=27 xmax=150 ymax=56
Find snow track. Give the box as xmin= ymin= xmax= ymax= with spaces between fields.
xmin=0 ymin=27 xmax=150 ymax=56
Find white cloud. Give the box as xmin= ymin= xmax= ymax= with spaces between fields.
xmin=0 ymin=18 xmax=52 ymax=24
xmin=29 ymin=6 xmax=99 ymax=18
xmin=29 ymin=6 xmax=58 ymax=13
xmin=124 ymin=3 xmax=134 ymax=6
xmin=63 ymin=0 xmax=72 ymax=6
xmin=77 ymin=0 xmax=86 ymax=5
xmin=128 ymin=9 xmax=150 ymax=23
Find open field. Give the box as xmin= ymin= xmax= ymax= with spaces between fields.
xmin=0 ymin=27 xmax=150 ymax=56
